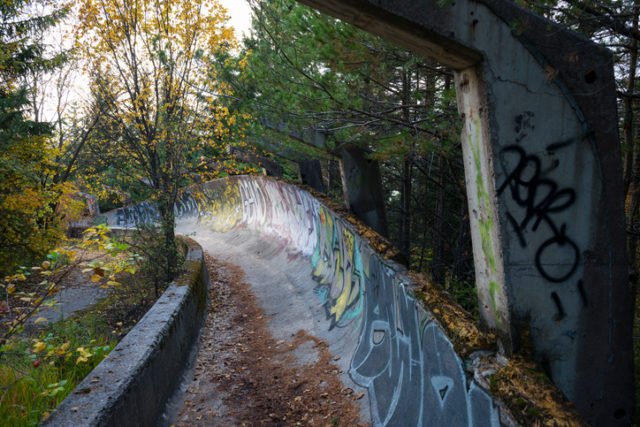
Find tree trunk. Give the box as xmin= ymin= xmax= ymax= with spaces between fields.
xmin=399 ymin=158 xmax=412 ymax=257
xmin=398 ymin=67 xmax=413 ymax=258
xmin=432 ymin=153 xmax=447 ymax=284
xmin=431 ymin=74 xmax=449 ymax=284
xmin=158 ymin=185 xmax=178 ymax=282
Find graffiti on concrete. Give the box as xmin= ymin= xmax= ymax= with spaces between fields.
xmin=311 ymin=205 xmax=365 ymax=329
xmin=237 ymin=179 xmax=318 ymax=256
xmin=174 ymin=191 xmax=200 ymax=218
xmin=196 ymin=181 xmax=243 ymax=232
xmin=499 ymin=113 xmax=580 ymax=284
xmin=115 ymin=201 xmax=159 ymax=227
xmin=105 ymin=176 xmax=501 ymax=426
xmin=232 ymin=178 xmax=499 ymax=426
xmin=498 ymin=143 xmax=579 ymax=283
xmin=350 ymin=256 xmax=498 ymax=426
xmin=499 ymin=113 xmax=584 ymax=324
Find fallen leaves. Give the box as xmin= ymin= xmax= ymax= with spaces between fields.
xmin=174 ymin=255 xmax=366 ymax=426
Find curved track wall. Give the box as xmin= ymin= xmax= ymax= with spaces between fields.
xmin=103 ymin=176 xmax=504 ymax=426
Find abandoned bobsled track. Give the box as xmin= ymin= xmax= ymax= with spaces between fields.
xmin=48 ymin=176 xmax=584 ymax=426
xmin=172 ymin=252 xmax=368 ymax=425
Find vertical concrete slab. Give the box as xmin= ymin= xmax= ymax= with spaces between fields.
xmin=339 ymin=146 xmax=389 ymax=237
xmin=295 ymin=0 xmax=633 ymax=424
xmin=297 ymin=159 xmax=326 ymax=193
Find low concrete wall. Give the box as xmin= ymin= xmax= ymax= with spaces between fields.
xmin=44 ymin=239 xmax=208 ymax=427
xmin=98 ymin=176 xmax=582 ymax=426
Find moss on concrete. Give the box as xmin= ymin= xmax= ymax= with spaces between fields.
xmin=177 ymin=236 xmax=208 ymax=314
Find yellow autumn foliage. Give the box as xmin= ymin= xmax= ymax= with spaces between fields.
xmin=74 ymin=0 xmax=256 ymax=198
xmin=0 ymin=131 xmax=86 ymax=277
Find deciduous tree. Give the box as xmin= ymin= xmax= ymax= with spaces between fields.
xmin=76 ymin=0 xmax=251 ymax=279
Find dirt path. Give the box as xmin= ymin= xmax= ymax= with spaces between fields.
xmin=27 ymin=268 xmax=109 ymax=326
xmin=173 ymin=253 xmax=367 ymax=426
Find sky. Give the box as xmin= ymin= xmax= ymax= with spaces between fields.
xmin=220 ymin=0 xmax=253 ymax=39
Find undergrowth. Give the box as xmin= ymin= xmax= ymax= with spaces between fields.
xmin=0 ymin=319 xmax=115 ymax=426
xmin=0 ymin=228 xmax=186 ymax=425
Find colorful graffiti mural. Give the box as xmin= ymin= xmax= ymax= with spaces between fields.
xmin=311 ymin=205 xmax=366 ymax=329
xmin=103 ymin=176 xmax=501 ymax=426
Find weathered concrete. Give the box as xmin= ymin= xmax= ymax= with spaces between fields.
xmin=43 ymin=240 xmax=208 ymax=427
xmin=97 ymin=176 xmax=589 ymax=426
xmin=339 ymin=147 xmax=389 ymax=238
xmin=294 ymin=0 xmax=634 ymax=423
xmin=259 ymin=119 xmax=390 ymax=237
xmin=182 ymin=226 xmax=372 ymax=423
xmin=297 ymin=159 xmax=326 ymax=193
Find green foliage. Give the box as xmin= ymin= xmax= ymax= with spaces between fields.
xmin=0 ymin=0 xmax=73 ymax=277
xmin=221 ymin=1 xmax=473 ymax=306
xmin=0 ymin=225 xmax=139 ymax=347
xmin=74 ymin=0 xmax=257 ymax=280
xmin=128 ymin=225 xmax=185 ymax=298
xmin=0 ymin=224 xmax=152 ymax=425
xmin=0 ymin=319 xmax=115 ymax=426
xmin=445 ymin=275 xmax=479 ymax=319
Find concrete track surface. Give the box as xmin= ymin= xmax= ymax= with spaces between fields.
xmin=102 ymin=176 xmax=504 ymax=426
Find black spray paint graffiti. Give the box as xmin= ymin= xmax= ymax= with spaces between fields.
xmin=349 ymin=255 xmax=498 ymax=426
xmin=498 ymin=112 xmax=580 ymax=284
xmin=499 ymin=113 xmax=588 ymax=322
xmin=498 ymin=144 xmax=579 ymax=283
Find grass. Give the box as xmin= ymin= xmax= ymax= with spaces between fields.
xmin=0 ymin=319 xmax=115 ymax=426
xmin=0 ymin=232 xmax=186 ymax=425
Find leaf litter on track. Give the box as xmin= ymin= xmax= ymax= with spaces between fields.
xmin=174 ymin=253 xmax=367 ymax=426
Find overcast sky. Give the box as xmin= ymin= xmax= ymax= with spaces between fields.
xmin=220 ymin=0 xmax=253 ymax=39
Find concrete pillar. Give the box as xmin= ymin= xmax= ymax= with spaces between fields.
xmin=339 ymin=146 xmax=389 ymax=238
xmin=297 ymin=159 xmax=326 ymax=193
xmin=258 ymin=120 xmax=390 ymax=235
xmin=296 ymin=0 xmax=633 ymax=424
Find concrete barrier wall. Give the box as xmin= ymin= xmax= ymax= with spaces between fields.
xmin=101 ymin=176 xmax=513 ymax=426
xmin=44 ymin=239 xmax=208 ymax=427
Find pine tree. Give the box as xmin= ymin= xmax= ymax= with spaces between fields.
xmin=0 ymin=0 xmax=71 ymax=277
